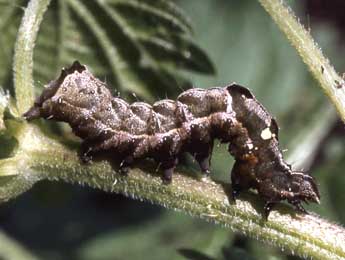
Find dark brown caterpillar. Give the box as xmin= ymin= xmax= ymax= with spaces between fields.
xmin=24 ymin=61 xmax=320 ymax=218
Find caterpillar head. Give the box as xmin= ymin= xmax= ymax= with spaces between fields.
xmin=289 ymin=171 xmax=320 ymax=204
xmin=23 ymin=61 xmax=86 ymax=121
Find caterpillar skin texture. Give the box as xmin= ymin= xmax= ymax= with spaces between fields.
xmin=24 ymin=61 xmax=320 ymax=218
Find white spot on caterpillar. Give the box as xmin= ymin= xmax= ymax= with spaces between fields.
xmin=260 ymin=127 xmax=272 ymax=140
xmin=226 ymin=92 xmax=233 ymax=113
xmin=247 ymin=143 xmax=254 ymax=150
xmin=291 ymin=172 xmax=305 ymax=177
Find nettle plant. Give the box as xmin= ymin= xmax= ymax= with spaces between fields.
xmin=1 ymin=0 xmax=345 ymax=259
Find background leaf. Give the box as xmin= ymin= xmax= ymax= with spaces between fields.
xmin=0 ymin=89 xmax=8 ymax=132
xmin=1 ymin=0 xmax=345 ymax=260
xmin=0 ymin=1 xmax=23 ymax=90
xmin=31 ymin=0 xmax=214 ymax=101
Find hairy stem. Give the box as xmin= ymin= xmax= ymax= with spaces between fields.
xmin=13 ymin=0 xmax=51 ymax=114
xmin=0 ymin=229 xmax=39 ymax=260
xmin=0 ymin=124 xmax=344 ymax=260
xmin=258 ymin=0 xmax=345 ymax=121
xmin=0 ymin=89 xmax=8 ymax=131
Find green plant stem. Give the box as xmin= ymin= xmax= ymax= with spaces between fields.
xmin=0 ymin=89 xmax=8 ymax=131
xmin=13 ymin=0 xmax=51 ymax=115
xmin=0 ymin=124 xmax=344 ymax=260
xmin=258 ymin=0 xmax=345 ymax=121
xmin=0 ymin=229 xmax=39 ymax=260
xmin=287 ymin=104 xmax=336 ymax=170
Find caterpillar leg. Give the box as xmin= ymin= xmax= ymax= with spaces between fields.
xmin=289 ymin=199 xmax=308 ymax=214
xmin=119 ymin=156 xmax=134 ymax=175
xmin=230 ymin=160 xmax=254 ymax=201
xmin=80 ymin=147 xmax=93 ymax=163
xmin=79 ymin=136 xmax=118 ymax=163
xmin=231 ymin=160 xmax=243 ymax=200
xmin=161 ymin=157 xmax=178 ymax=184
xmin=194 ymin=146 xmax=212 ymax=177
xmin=80 ymin=139 xmax=96 ymax=163
xmin=263 ymin=201 xmax=276 ymax=220
xmin=231 ymin=183 xmax=241 ymax=201
xmin=195 ymin=154 xmax=211 ymax=176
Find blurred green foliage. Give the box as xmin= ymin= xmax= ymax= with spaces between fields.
xmin=1 ymin=0 xmax=345 ymax=259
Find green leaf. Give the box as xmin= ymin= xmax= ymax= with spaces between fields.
xmin=0 ymin=229 xmax=39 ymax=260
xmin=77 ymin=212 xmax=230 ymax=260
xmin=0 ymin=1 xmax=22 ymax=87
xmin=31 ymin=0 xmax=214 ymax=101
xmin=137 ymin=33 xmax=215 ymax=74
xmin=106 ymin=0 xmax=193 ymax=35
xmin=0 ymin=89 xmax=8 ymax=132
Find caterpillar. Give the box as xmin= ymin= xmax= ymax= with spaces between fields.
xmin=23 ymin=61 xmax=320 ymax=218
